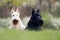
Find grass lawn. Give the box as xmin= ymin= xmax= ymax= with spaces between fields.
xmin=0 ymin=28 xmax=60 ymax=40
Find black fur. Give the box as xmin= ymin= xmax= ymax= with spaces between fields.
xmin=26 ymin=8 xmax=43 ymax=30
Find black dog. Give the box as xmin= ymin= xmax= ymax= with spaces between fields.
xmin=26 ymin=8 xmax=43 ymax=30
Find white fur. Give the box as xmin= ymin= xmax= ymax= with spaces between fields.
xmin=9 ymin=8 xmax=26 ymax=30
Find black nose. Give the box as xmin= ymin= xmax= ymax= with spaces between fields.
xmin=13 ymin=19 xmax=18 ymax=25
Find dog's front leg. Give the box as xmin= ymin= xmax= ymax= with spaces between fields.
xmin=16 ymin=25 xmax=19 ymax=30
xmin=16 ymin=27 xmax=19 ymax=30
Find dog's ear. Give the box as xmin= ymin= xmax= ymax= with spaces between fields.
xmin=32 ymin=8 xmax=35 ymax=15
xmin=11 ymin=8 xmax=15 ymax=14
xmin=16 ymin=8 xmax=20 ymax=13
xmin=36 ymin=9 xmax=39 ymax=13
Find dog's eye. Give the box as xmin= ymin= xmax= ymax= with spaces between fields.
xmin=12 ymin=15 xmax=14 ymax=16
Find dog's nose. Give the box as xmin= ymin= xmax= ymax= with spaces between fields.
xmin=13 ymin=19 xmax=18 ymax=25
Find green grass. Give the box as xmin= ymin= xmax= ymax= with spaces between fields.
xmin=0 ymin=28 xmax=60 ymax=40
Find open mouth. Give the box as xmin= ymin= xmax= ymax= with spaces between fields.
xmin=13 ymin=19 xmax=18 ymax=25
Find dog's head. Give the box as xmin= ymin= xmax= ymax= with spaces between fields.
xmin=31 ymin=8 xmax=41 ymax=21
xmin=11 ymin=8 xmax=20 ymax=19
xmin=11 ymin=8 xmax=20 ymax=25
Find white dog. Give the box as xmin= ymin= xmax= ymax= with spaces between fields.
xmin=9 ymin=8 xmax=26 ymax=30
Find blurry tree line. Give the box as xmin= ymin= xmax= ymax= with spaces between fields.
xmin=0 ymin=0 xmax=60 ymax=18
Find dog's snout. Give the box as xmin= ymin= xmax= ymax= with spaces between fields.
xmin=13 ymin=19 xmax=18 ymax=25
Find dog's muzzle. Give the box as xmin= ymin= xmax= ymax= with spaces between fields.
xmin=13 ymin=19 xmax=18 ymax=25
